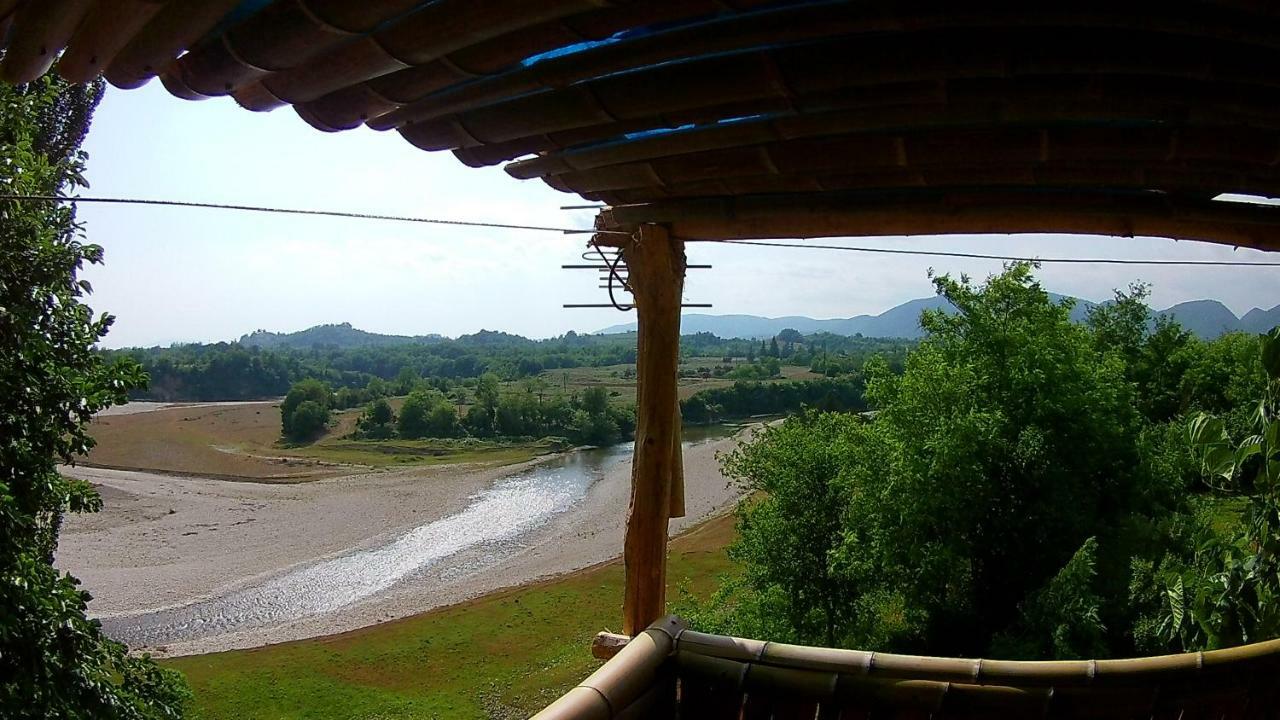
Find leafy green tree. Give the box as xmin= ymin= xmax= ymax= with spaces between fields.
xmin=718 ymin=413 xmax=865 ymax=646
xmin=581 ymin=385 xmax=610 ymax=416
xmin=425 ymin=400 xmax=461 ymax=438
xmin=280 ymin=379 xmax=331 ymax=438
xmin=356 ymin=398 xmax=396 ymax=439
xmin=397 ymin=390 xmax=434 ymax=439
xmin=288 ymin=400 xmax=329 ymax=440
xmin=463 ymin=373 xmax=501 ymax=436
xmin=0 ymin=74 xmax=189 ymax=718
xmin=394 ymin=366 xmax=419 ymax=395
xmin=694 ymin=265 xmax=1166 ymax=658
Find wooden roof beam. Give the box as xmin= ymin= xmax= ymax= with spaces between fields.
xmin=103 ymin=0 xmax=242 ymax=89
xmin=0 ymin=0 xmax=94 ymax=84
xmin=160 ymin=0 xmax=429 ymax=99
xmin=376 ymin=2 xmax=1280 ymax=131
xmin=507 ymin=79 xmax=1280 ymax=178
xmin=582 ymin=165 xmax=1280 ymax=207
xmin=596 ymin=190 xmax=1280 ymax=252
xmin=393 ymin=28 xmax=1280 ymax=151
xmin=540 ymin=125 xmax=1280 ymax=196
xmin=232 ymin=0 xmax=613 ymax=113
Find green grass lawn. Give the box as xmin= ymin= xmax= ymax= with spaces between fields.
xmin=164 ymin=513 xmax=737 ymax=720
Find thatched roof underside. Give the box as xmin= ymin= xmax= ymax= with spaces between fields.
xmin=3 ymin=1 xmax=1280 ymax=249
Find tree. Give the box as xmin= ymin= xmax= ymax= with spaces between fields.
xmin=693 ymin=265 xmax=1160 ymax=658
xmin=397 ymin=390 xmax=434 ymax=439
xmin=0 ymin=74 xmax=189 ymax=718
xmin=355 ymin=398 xmax=396 ymax=440
xmin=280 ymin=379 xmax=331 ymax=441
xmin=581 ymin=385 xmax=610 ymax=416
xmin=288 ymin=400 xmax=329 ymax=440
xmin=425 ymin=400 xmax=461 ymax=438
xmin=464 ymin=373 xmax=501 ymax=436
xmin=777 ymin=328 xmax=804 ymax=344
xmin=280 ymin=379 xmax=331 ymax=438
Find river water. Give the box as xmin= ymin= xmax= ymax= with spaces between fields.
xmin=99 ymin=426 xmax=731 ymax=647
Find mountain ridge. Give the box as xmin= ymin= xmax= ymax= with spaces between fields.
xmin=233 ymin=299 xmax=1280 ymax=350
xmin=597 ymin=297 xmax=1280 ymax=340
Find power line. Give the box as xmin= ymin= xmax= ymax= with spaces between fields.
xmin=3 ymin=193 xmax=1277 ymax=266
xmin=0 ymin=193 xmax=628 ymax=235
xmin=691 ymin=238 xmax=1280 ymax=267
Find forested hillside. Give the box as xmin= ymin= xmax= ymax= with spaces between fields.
xmin=104 ymin=330 xmax=909 ymax=403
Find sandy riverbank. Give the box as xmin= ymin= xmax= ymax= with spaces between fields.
xmin=57 ymin=428 xmax=754 ymax=656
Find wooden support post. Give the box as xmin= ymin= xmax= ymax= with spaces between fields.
xmin=622 ymin=223 xmax=686 ymax=635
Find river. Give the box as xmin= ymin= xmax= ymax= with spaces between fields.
xmin=99 ymin=426 xmax=733 ymax=647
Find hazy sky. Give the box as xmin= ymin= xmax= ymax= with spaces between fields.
xmin=77 ymin=83 xmax=1280 ymax=349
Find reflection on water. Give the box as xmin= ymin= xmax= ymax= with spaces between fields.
xmin=101 ymin=426 xmax=735 ymax=647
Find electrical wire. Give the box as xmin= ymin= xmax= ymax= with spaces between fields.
xmin=3 ymin=193 xmax=1277 ymax=266
xmin=0 ymin=193 xmax=630 ymax=235
xmin=690 ymin=238 xmax=1280 ymax=267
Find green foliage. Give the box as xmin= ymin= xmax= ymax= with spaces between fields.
xmin=729 ymin=357 xmax=780 ymax=379
xmin=396 ymin=390 xmax=460 ymax=440
xmin=681 ymin=376 xmax=866 ymax=422
xmin=0 ymin=74 xmax=188 ymax=718
xmin=288 ymin=400 xmax=330 ymax=441
xmin=991 ymin=538 xmax=1107 ymax=659
xmin=717 ymin=414 xmax=867 ymax=646
xmin=690 ymin=264 xmax=1265 ymax=660
xmin=280 ymin=378 xmax=332 ymax=440
xmin=355 ymin=398 xmax=396 ymax=440
xmin=1155 ymin=329 xmax=1280 ymax=649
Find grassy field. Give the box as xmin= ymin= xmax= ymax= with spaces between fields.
xmin=88 ymin=361 xmax=816 ymax=480
xmin=165 ymin=512 xmax=738 ymax=720
xmin=536 ymin=359 xmax=822 ymax=402
xmin=85 ymin=403 xmax=558 ymax=481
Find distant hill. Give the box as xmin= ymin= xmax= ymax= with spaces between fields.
xmin=596 ymin=297 xmax=1278 ymax=340
xmin=239 ymin=323 xmax=445 ymax=349
xmin=237 ymin=324 xmax=550 ymax=350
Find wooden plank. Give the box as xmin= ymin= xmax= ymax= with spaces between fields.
xmin=598 ymin=189 xmax=1280 ymax=253
xmin=591 ymin=631 xmax=631 ymax=660
xmin=622 ymin=224 xmax=685 ymax=635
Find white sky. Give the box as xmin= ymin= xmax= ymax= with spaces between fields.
xmin=77 ymin=83 xmax=1280 ymax=349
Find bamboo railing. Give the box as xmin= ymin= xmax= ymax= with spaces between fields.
xmin=533 ymin=616 xmax=1280 ymax=719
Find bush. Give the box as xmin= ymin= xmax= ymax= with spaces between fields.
xmin=287 ymin=400 xmax=329 ymax=441
xmin=280 ymin=379 xmax=331 ymax=438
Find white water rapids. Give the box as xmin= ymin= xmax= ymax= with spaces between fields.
xmin=96 ymin=429 xmax=742 ymax=648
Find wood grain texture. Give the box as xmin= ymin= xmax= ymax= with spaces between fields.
xmin=622 ymin=224 xmax=685 ymax=635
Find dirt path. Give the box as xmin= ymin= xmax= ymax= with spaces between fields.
xmin=56 ymin=429 xmax=752 ymax=656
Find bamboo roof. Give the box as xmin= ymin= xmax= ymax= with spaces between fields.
xmin=3 ymin=1 xmax=1280 ymax=249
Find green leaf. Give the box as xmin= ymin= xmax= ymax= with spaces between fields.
xmin=1261 ymin=330 xmax=1280 ymax=380
xmin=1189 ymin=414 xmax=1227 ymax=448
xmin=1168 ymin=577 xmax=1185 ymax=631
xmin=1204 ymin=446 xmax=1237 ymax=480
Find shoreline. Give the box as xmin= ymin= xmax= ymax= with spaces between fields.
xmin=57 ymin=428 xmax=753 ymax=657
